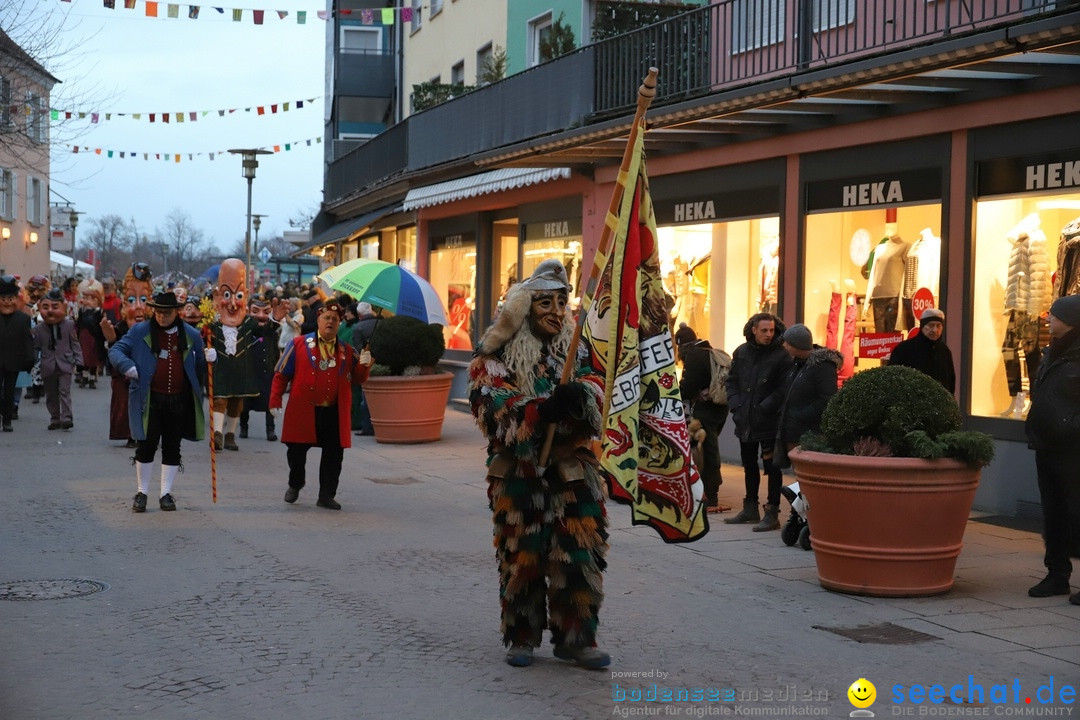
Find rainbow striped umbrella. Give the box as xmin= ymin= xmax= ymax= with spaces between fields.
xmin=319 ymin=258 xmax=448 ymax=325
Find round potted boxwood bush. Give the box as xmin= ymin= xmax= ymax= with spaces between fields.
xmin=790 ymin=365 xmax=995 ymax=597
xmin=363 ymin=314 xmax=452 ymax=443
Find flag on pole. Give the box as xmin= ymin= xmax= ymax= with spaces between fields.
xmin=580 ymin=125 xmax=708 ymax=543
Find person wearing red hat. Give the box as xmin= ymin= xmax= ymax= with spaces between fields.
xmin=269 ymin=298 xmax=371 ymax=510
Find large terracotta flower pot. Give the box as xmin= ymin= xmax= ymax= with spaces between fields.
xmin=363 ymin=372 xmax=453 ymax=444
xmin=789 ymin=448 xmax=981 ymax=597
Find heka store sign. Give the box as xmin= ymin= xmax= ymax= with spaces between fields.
xmin=976 ymin=149 xmax=1080 ymax=197
xmin=805 ymin=169 xmax=942 ymax=212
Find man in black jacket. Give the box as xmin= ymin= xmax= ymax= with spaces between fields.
xmin=887 ymin=308 xmax=956 ymax=394
xmin=724 ymin=313 xmax=792 ymax=531
xmin=676 ymin=325 xmax=729 ymax=514
xmin=0 ymin=276 xmax=35 ymax=432
xmin=1025 ymin=294 xmax=1080 ymax=606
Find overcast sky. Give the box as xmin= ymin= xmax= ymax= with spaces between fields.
xmin=27 ymin=0 xmax=327 ymax=253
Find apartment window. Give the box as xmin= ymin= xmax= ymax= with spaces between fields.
xmin=25 ymin=91 xmax=46 ymax=144
xmin=528 ymin=12 xmax=553 ymax=67
xmin=0 ymin=169 xmax=14 ymax=220
xmin=26 ymin=176 xmax=45 ymax=226
xmin=451 ymin=61 xmax=465 ymax=86
xmin=341 ymin=26 xmax=381 ymax=54
xmin=411 ymin=0 xmax=422 ymax=32
xmin=812 ymin=0 xmax=855 ymax=31
xmin=732 ymin=0 xmax=783 ymax=52
xmin=476 ymin=43 xmax=493 ymax=84
xmin=430 ymin=0 xmax=443 ymax=17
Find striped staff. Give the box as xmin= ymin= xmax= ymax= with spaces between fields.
xmin=198 ymin=297 xmax=218 ymax=503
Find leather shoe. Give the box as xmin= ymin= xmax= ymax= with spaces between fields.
xmin=266 ymin=431 xmax=278 ymax=442
xmin=61 ymin=420 xmax=73 ymax=430
xmin=223 ymin=433 xmax=239 ymax=451
xmin=2 ymin=422 xmax=12 ymax=432
xmin=132 ymin=492 xmax=147 ymax=513
xmin=284 ymin=486 xmax=299 ymax=504
xmin=1070 ymin=592 xmax=1079 ymax=606
xmin=159 ymin=493 xmax=176 ymax=511
xmin=48 ymin=421 xmax=62 ymax=430
xmin=1028 ymin=574 xmax=1071 ymax=597
xmin=316 ymin=498 xmax=341 ymax=510
xmin=213 ymin=431 xmax=223 ymax=451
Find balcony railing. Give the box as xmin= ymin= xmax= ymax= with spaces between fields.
xmin=324 ymin=0 xmax=1070 ymax=206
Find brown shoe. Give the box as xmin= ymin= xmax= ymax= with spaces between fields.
xmin=213 ymin=431 xmax=223 ymax=451
xmin=223 ymin=433 xmax=239 ymax=451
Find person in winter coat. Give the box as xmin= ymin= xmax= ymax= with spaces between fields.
xmin=723 ymin=312 xmax=792 ymax=531
xmin=886 ymin=308 xmax=956 ymax=394
xmin=676 ymin=324 xmax=729 ymax=513
xmin=1025 ymin=294 xmax=1080 ymax=606
xmin=773 ymin=324 xmax=842 ymax=469
xmin=349 ymin=302 xmax=379 ymax=436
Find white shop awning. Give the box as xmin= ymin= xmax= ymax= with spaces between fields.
xmin=403 ymin=167 xmax=572 ymax=211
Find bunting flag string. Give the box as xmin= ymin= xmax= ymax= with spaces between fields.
xmin=45 ymin=97 xmax=319 ymax=124
xmin=53 ymin=0 xmax=424 ymax=24
xmin=63 ymin=135 xmax=322 ymax=162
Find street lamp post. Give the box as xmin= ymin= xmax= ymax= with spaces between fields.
xmin=251 ymin=214 xmax=266 ymax=289
xmin=228 ymin=149 xmax=272 ymax=292
xmin=69 ymin=209 xmax=79 ymax=277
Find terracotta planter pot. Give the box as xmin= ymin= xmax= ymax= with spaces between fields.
xmin=363 ymin=372 xmax=453 ymax=444
xmin=789 ymin=448 xmax=981 ymax=597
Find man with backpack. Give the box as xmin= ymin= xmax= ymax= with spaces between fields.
xmin=675 ymin=323 xmax=731 ymax=514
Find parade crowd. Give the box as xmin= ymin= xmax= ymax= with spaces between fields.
xmin=2 ymin=256 xmax=1078 ymax=672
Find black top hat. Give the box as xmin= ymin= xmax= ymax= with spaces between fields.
xmin=147 ymin=291 xmax=182 ymax=310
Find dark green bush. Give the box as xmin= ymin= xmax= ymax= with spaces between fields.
xmin=801 ymin=365 xmax=994 ymax=466
xmin=368 ymin=314 xmax=446 ymax=376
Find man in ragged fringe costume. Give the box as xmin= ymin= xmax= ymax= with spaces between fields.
xmin=101 ymin=263 xmax=154 ymax=448
xmin=467 ymin=259 xmax=611 ymax=670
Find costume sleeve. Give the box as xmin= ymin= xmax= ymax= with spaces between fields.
xmin=467 ymin=352 xmax=548 ymax=458
xmin=70 ymin=322 xmax=84 ymax=367
xmin=191 ymin=329 xmax=207 ymax=387
xmin=108 ymin=328 xmax=137 ymax=376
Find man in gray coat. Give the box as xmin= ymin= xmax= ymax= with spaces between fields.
xmin=32 ymin=289 xmax=83 ymax=430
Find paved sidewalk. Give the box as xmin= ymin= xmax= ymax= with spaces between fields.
xmin=0 ymin=383 xmax=1076 ymax=720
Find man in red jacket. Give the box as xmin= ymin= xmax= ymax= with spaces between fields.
xmin=269 ymin=298 xmax=370 ymax=510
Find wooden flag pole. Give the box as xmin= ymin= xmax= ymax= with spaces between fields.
xmin=539 ymin=67 xmax=658 ymax=467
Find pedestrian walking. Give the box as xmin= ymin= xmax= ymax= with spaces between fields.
xmin=675 ymin=323 xmax=730 ymax=513
xmin=0 ymin=275 xmax=35 ymax=432
xmin=269 ymin=299 xmax=371 ymax=510
xmin=108 ymin=291 xmax=209 ymax=513
xmin=1025 ymin=294 xmax=1080 ymax=606
xmin=467 ymin=259 xmax=610 ymax=670
xmin=239 ymin=295 xmax=282 ymax=442
xmin=32 ymin=289 xmax=82 ymax=430
xmin=350 ymin=301 xmax=379 ymax=436
xmin=724 ymin=312 xmax=792 ymax=532
xmin=101 ymin=263 xmax=154 ymax=448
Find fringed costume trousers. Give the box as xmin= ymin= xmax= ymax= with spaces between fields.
xmin=488 ymin=463 xmax=608 ymax=649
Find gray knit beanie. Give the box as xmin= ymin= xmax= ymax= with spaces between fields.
xmin=781 ymin=323 xmax=813 ymax=351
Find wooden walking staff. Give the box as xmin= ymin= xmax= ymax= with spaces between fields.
xmin=539 ymin=67 xmax=658 ymax=467
xmin=198 ymin=299 xmax=218 ymax=503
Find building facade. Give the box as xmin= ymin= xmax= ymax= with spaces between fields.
xmin=0 ymin=28 xmax=57 ymax=281
xmin=313 ymin=0 xmax=1080 ymax=518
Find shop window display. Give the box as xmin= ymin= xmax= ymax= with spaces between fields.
xmin=657 ymin=217 xmax=779 ymax=353
xmin=430 ymin=233 xmax=476 ymax=351
xmin=803 ymin=205 xmax=941 ymax=382
xmin=971 ymin=196 xmax=1080 ymax=420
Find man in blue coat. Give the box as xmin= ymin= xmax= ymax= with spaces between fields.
xmin=108 ymin=291 xmax=209 ymax=513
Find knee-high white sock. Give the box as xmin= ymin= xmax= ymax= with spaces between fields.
xmin=213 ymin=411 xmax=225 ymax=434
xmin=160 ymin=464 xmax=179 ymax=497
xmin=136 ymin=462 xmax=153 ymax=495
xmin=224 ymin=414 xmax=240 ymax=435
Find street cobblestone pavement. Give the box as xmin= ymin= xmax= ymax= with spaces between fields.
xmin=1 ymin=383 xmax=1076 ymax=719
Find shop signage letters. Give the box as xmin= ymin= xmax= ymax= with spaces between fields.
xmin=673 ymin=201 xmax=716 ymax=222
xmin=806 ymin=169 xmax=940 ymax=212
xmin=911 ymin=287 xmax=936 ymax=319
xmin=543 ymin=221 xmax=570 ymax=238
xmin=858 ymin=332 xmax=904 ymax=360
xmin=843 ymin=181 xmax=904 ymax=207
xmin=1026 ymin=161 xmax=1080 ymax=191
xmin=976 ymin=149 xmax=1080 ymax=197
